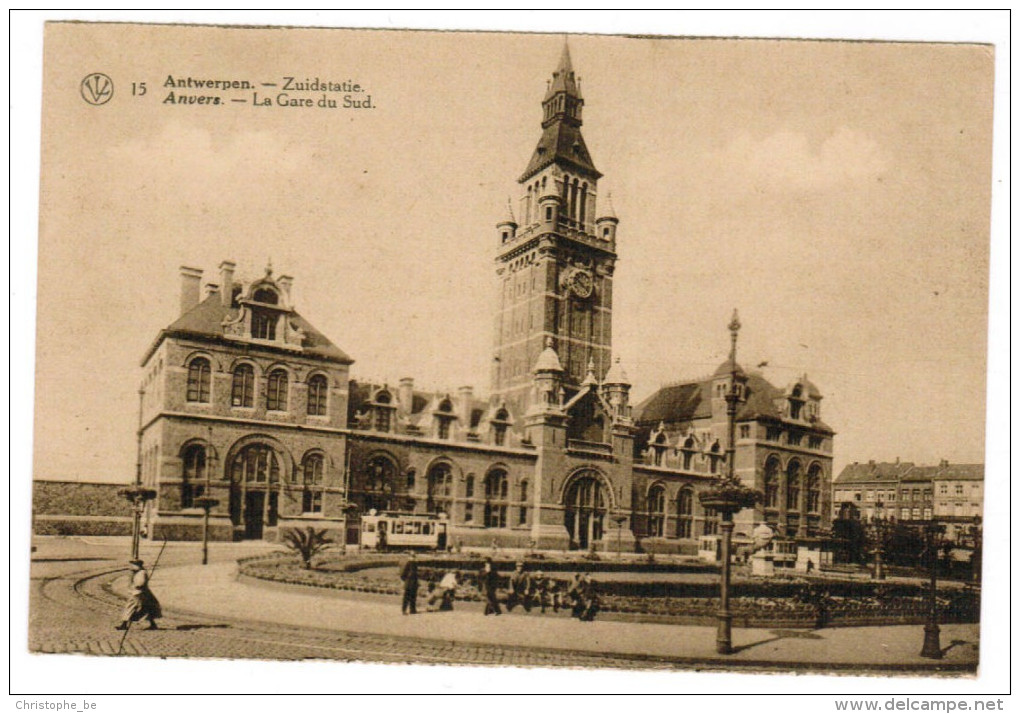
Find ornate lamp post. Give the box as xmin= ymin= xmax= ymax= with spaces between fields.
xmin=120 ymin=388 xmax=156 ymax=560
xmin=920 ymin=517 xmax=945 ymax=659
xmin=969 ymin=515 xmax=982 ymax=584
xmin=193 ymin=427 xmax=220 ymax=565
xmin=699 ymin=310 xmax=759 ymax=655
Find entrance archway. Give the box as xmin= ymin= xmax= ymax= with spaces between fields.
xmin=564 ymin=470 xmax=609 ymax=549
xmin=228 ymin=443 xmax=282 ymax=539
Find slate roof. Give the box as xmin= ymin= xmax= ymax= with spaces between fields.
xmin=834 ymin=462 xmax=984 ymax=484
xmin=633 ymin=370 xmax=834 ymax=433
xmin=521 ymin=121 xmax=600 ymax=182
xmin=144 ymin=294 xmax=352 ymax=365
xmin=347 ymin=380 xmax=490 ymax=432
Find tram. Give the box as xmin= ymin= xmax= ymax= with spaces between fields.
xmin=360 ymin=511 xmax=448 ymax=551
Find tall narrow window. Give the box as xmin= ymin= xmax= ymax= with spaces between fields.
xmin=806 ymin=464 xmax=822 ymax=513
xmin=677 ymin=488 xmax=694 ymax=538
xmin=426 ymin=464 xmax=453 ymax=516
xmin=484 ymin=470 xmax=509 ymax=528
xmin=647 ymin=484 xmax=666 ymax=537
xmin=181 ymin=444 xmax=206 ymax=508
xmin=518 ymin=480 xmax=529 ymax=525
xmin=306 ymin=375 xmax=328 ymax=416
xmin=266 ymin=369 xmax=289 ymax=411
xmin=186 ymin=358 xmax=211 ymax=403
xmin=703 ymin=507 xmax=720 ymax=536
xmin=302 ymin=453 xmax=324 ymax=513
xmin=464 ymin=475 xmax=475 ymax=522
xmin=786 ymin=460 xmax=802 ymax=510
xmin=231 ymin=364 xmax=255 ymax=408
xmin=764 ymin=457 xmax=780 ymax=509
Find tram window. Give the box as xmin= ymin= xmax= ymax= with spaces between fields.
xmin=423 ymin=523 xmax=432 ymax=535
xmin=393 ymin=522 xmax=404 ymax=534
xmin=364 ymin=522 xmax=376 ymax=532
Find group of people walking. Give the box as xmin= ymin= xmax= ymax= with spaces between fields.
xmin=402 ymin=554 xmax=599 ymax=621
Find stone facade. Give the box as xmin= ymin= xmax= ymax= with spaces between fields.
xmin=129 ymin=46 xmax=834 ymax=552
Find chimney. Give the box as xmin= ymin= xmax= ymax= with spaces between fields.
xmin=398 ymin=377 xmax=414 ymax=416
xmin=940 ymin=458 xmax=949 ymax=468
xmin=204 ymin=283 xmax=220 ymax=300
xmin=457 ymin=385 xmax=474 ymax=428
xmin=219 ymin=261 xmax=236 ymax=307
xmin=179 ymin=266 xmax=203 ymax=315
xmin=277 ymin=275 xmax=293 ymax=303
xmin=895 ymin=456 xmax=900 ymax=465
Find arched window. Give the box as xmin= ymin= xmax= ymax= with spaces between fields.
xmin=253 ymin=288 xmax=278 ymax=304
xmin=484 ymin=469 xmax=509 ymax=528
xmin=231 ymin=444 xmax=280 ymax=484
xmin=806 ymin=464 xmax=822 ymax=513
xmin=181 ymin=444 xmax=206 ymax=508
xmin=786 ymin=460 xmax=802 ymax=511
xmin=518 ymin=479 xmax=529 ymax=525
xmin=682 ymin=437 xmax=695 ymax=470
xmin=579 ymin=182 xmax=588 ymax=225
xmin=373 ymin=391 xmax=392 ymax=432
xmin=677 ymin=487 xmax=694 ymax=538
xmin=307 ymin=375 xmax=328 ymax=416
xmin=301 ymin=453 xmax=324 ymax=513
xmin=266 ymin=369 xmax=289 ymax=411
xmin=231 ymin=364 xmax=255 ymax=408
xmin=186 ymin=357 xmax=211 ymax=403
xmin=709 ymin=441 xmax=721 ymax=474
xmin=435 ymin=398 xmax=454 ymax=439
xmin=764 ymin=457 xmax=781 ymax=509
xmin=647 ymin=484 xmax=666 ymax=537
xmin=426 ymin=463 xmax=453 ymax=516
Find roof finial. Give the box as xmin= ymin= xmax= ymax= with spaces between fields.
xmin=505 ymin=196 xmax=516 ymax=223
xmin=265 ymin=257 xmax=273 ymax=277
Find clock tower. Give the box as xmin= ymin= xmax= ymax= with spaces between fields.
xmin=491 ymin=43 xmax=619 ymax=419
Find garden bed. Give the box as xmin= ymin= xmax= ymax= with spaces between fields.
xmin=238 ymin=552 xmax=979 ymax=628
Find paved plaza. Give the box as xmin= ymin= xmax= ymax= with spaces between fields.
xmin=27 ymin=537 xmax=980 ymax=673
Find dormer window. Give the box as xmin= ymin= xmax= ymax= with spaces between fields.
xmin=253 ymin=288 xmax=278 ymax=304
xmin=373 ymin=390 xmax=394 ymax=432
xmin=251 ymin=309 xmax=277 ymax=340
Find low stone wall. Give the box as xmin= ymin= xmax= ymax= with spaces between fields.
xmin=32 ymin=481 xmax=133 ymax=536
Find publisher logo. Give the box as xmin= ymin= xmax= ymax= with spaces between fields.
xmin=81 ymin=73 xmax=114 ymax=105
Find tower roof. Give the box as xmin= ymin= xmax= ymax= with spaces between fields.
xmin=603 ymin=356 xmax=630 ymax=385
xmin=533 ymin=337 xmax=564 ymax=373
xmin=521 ymin=44 xmax=601 ymax=183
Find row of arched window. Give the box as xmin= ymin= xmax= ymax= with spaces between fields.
xmin=186 ymin=358 xmax=329 ymax=416
xmin=762 ymin=457 xmax=824 ymax=513
xmin=179 ymin=443 xmax=327 ymax=513
xmin=521 ymin=174 xmax=590 ymax=228
xmin=645 ymin=485 xmax=707 ymax=539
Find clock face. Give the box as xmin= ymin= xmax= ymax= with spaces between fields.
xmin=571 ymin=270 xmax=594 ymax=298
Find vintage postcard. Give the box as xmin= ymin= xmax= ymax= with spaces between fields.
xmin=17 ymin=14 xmax=1006 ymax=699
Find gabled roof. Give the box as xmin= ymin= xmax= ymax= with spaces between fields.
xmin=143 ymin=294 xmax=352 ymax=365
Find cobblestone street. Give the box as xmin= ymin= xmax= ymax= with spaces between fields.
xmin=24 ymin=536 xmax=981 ymax=675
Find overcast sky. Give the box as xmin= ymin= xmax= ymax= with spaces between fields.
xmin=30 ymin=22 xmax=995 ymax=483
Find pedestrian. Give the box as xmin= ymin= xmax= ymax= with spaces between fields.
xmin=506 ymin=561 xmax=533 ymax=612
xmin=399 ymin=552 xmax=419 ymax=615
xmin=567 ymin=573 xmax=585 ymax=618
xmin=579 ymin=574 xmax=600 ymax=622
xmin=116 ymin=559 xmax=161 ymax=631
xmin=534 ymin=570 xmax=560 ymax=614
xmin=478 ymin=558 xmax=502 ymax=616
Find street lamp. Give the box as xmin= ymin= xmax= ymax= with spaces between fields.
xmin=612 ymin=513 xmax=627 ymax=559
xmin=871 ymin=502 xmax=887 ymax=580
xmin=698 ymin=310 xmax=756 ymax=655
xmin=120 ymin=387 xmax=156 ymax=560
xmin=193 ymin=426 xmax=220 ymax=565
xmin=969 ymin=515 xmax=982 ymax=584
xmin=920 ymin=517 xmax=945 ymax=659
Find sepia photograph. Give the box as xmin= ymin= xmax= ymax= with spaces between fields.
xmin=10 ymin=10 xmax=1010 ymax=704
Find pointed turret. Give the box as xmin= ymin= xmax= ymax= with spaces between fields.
xmin=521 ymin=42 xmax=600 ymax=182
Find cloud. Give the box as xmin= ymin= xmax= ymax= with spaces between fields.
xmin=718 ymin=127 xmax=889 ymax=192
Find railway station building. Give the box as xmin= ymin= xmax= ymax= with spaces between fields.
xmin=138 ymin=46 xmax=834 ymax=552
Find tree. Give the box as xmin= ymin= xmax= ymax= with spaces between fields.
xmin=281 ymin=527 xmax=333 ymax=570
